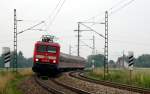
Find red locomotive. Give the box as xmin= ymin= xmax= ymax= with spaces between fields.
xmin=32 ymin=35 xmax=86 ymax=75
xmin=32 ymin=35 xmax=60 ymax=74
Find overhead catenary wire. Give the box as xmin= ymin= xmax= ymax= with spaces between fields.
xmin=109 ymin=0 xmax=135 ymax=15
xmin=108 ymin=0 xmax=129 ymax=11
xmin=99 ymin=0 xmax=136 ymax=22
xmin=16 ymin=0 xmax=66 ymax=35
xmin=83 ymin=0 xmax=127 ymax=22
xmin=80 ymin=23 xmax=105 ymax=38
xmin=49 ymin=0 xmax=66 ymax=27
xmin=45 ymin=0 xmax=62 ymax=31
xmin=46 ymin=0 xmax=66 ymax=31
xmin=83 ymin=0 xmax=135 ymax=22
xmin=80 ymin=40 xmax=93 ymax=49
xmin=17 ymin=21 xmax=45 ymax=35
xmin=47 ymin=0 xmax=62 ymax=20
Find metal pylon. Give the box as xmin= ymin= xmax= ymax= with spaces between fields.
xmin=104 ymin=11 xmax=108 ymax=79
xmin=13 ymin=9 xmax=17 ymax=72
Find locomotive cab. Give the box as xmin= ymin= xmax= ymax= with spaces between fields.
xmin=32 ymin=35 xmax=60 ymax=75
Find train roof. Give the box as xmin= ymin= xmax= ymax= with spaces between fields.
xmin=35 ymin=41 xmax=60 ymax=47
xmin=60 ymin=52 xmax=86 ymax=61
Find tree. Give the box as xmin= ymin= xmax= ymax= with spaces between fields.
xmin=109 ymin=60 xmax=116 ymax=68
xmin=87 ymin=54 xmax=105 ymax=68
xmin=0 ymin=51 xmax=33 ymax=68
xmin=135 ymin=54 xmax=150 ymax=67
xmin=0 ymin=56 xmax=4 ymax=68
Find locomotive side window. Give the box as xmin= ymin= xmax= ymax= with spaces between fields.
xmin=37 ymin=45 xmax=47 ymax=52
xmin=47 ymin=46 xmax=56 ymax=53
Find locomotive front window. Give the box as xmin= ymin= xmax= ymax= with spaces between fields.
xmin=47 ymin=46 xmax=56 ymax=53
xmin=37 ymin=45 xmax=47 ymax=52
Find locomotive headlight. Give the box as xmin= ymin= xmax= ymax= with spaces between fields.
xmin=53 ymin=60 xmax=56 ymax=63
xmin=35 ymin=58 xmax=39 ymax=62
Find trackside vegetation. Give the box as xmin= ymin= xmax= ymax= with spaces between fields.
xmin=0 ymin=69 xmax=33 ymax=94
xmin=86 ymin=68 xmax=150 ymax=88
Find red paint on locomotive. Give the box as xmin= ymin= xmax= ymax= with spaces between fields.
xmin=33 ymin=41 xmax=60 ymax=64
xmin=32 ymin=35 xmax=60 ymax=74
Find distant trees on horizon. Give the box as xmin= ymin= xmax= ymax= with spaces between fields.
xmin=87 ymin=54 xmax=150 ymax=68
xmin=0 ymin=51 xmax=33 ymax=68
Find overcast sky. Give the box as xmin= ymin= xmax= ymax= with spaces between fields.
xmin=0 ymin=0 xmax=150 ymax=61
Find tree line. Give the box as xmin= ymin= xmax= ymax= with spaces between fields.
xmin=1 ymin=51 xmax=150 ymax=68
xmin=0 ymin=51 xmax=33 ymax=68
xmin=87 ymin=54 xmax=150 ymax=68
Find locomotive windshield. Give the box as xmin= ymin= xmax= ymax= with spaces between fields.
xmin=37 ymin=45 xmax=56 ymax=53
xmin=47 ymin=46 xmax=56 ymax=53
xmin=37 ymin=45 xmax=47 ymax=52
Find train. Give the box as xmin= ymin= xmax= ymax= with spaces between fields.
xmin=32 ymin=35 xmax=86 ymax=75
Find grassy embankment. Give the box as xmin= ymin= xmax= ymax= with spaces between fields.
xmin=0 ymin=68 xmax=33 ymax=94
xmin=86 ymin=68 xmax=150 ymax=88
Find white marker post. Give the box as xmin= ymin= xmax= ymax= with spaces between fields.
xmin=128 ymin=51 xmax=134 ymax=70
xmin=128 ymin=51 xmax=134 ymax=93
xmin=2 ymin=47 xmax=11 ymax=71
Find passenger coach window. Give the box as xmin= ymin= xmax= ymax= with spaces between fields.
xmin=47 ymin=46 xmax=56 ymax=53
xmin=37 ymin=45 xmax=47 ymax=52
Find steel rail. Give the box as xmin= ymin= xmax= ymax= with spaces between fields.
xmin=69 ymin=71 xmax=150 ymax=94
xmin=52 ymin=79 xmax=91 ymax=94
xmin=34 ymin=76 xmax=65 ymax=94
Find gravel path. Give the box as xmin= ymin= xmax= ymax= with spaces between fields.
xmin=19 ymin=77 xmax=51 ymax=94
xmin=55 ymin=72 xmax=140 ymax=94
xmin=18 ymin=73 xmax=141 ymax=94
xmin=19 ymin=76 xmax=78 ymax=94
xmin=43 ymin=78 xmax=77 ymax=94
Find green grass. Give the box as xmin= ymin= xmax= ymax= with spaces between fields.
xmin=6 ymin=74 xmax=24 ymax=94
xmin=86 ymin=68 xmax=150 ymax=88
xmin=0 ymin=69 xmax=33 ymax=94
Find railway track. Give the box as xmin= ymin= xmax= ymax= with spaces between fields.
xmin=34 ymin=76 xmax=65 ymax=94
xmin=69 ymin=71 xmax=150 ymax=94
xmin=34 ymin=75 xmax=91 ymax=94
